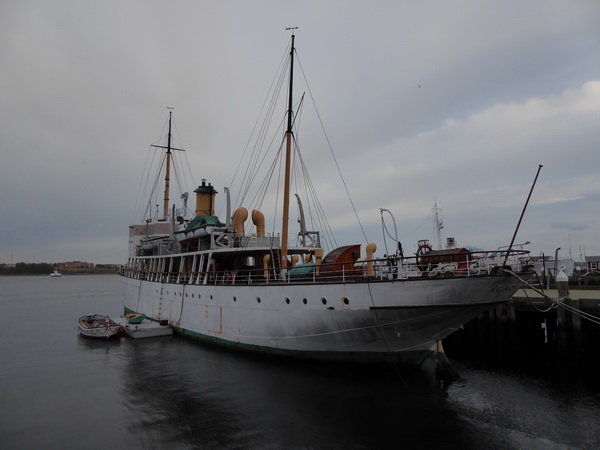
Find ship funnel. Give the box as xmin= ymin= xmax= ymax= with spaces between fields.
xmin=194 ymin=180 xmax=218 ymax=216
xmin=252 ymin=210 xmax=265 ymax=237
xmin=232 ymin=207 xmax=248 ymax=237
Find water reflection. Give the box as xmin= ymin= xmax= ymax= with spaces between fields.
xmin=119 ymin=338 xmax=475 ymax=449
xmin=3 ymin=275 xmax=598 ymax=449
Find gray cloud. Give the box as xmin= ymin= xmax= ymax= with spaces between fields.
xmin=1 ymin=1 xmax=599 ymax=263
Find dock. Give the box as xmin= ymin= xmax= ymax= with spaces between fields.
xmin=446 ymin=288 xmax=600 ymax=354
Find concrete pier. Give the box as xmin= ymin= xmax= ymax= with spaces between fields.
xmin=446 ymin=289 xmax=600 ymax=354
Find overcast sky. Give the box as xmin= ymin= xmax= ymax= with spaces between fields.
xmin=1 ymin=0 xmax=599 ymax=264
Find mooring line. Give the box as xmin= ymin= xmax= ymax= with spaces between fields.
xmin=504 ymin=269 xmax=600 ymax=326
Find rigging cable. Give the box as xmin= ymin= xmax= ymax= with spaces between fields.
xmin=133 ymin=145 xmax=157 ymax=222
xmin=229 ymin=41 xmax=291 ymax=209
xmin=291 ymin=99 xmax=337 ymax=250
xmin=296 ymin=53 xmax=369 ymax=244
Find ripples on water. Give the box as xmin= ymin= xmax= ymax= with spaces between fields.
xmin=1 ymin=275 xmax=598 ymax=449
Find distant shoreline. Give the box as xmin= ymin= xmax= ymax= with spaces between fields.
xmin=0 ymin=273 xmax=120 ymax=276
xmin=0 ymin=267 xmax=120 ymax=276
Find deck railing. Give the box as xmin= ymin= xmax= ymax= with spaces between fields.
xmin=120 ymin=250 xmax=530 ymax=285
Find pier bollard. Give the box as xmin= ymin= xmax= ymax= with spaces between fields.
xmin=557 ymin=270 xmax=569 ymax=298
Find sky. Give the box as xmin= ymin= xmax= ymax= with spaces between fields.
xmin=1 ymin=0 xmax=599 ymax=264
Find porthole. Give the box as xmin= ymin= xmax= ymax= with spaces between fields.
xmin=233 ymin=296 xmax=237 ymax=302
xmin=343 ymin=297 xmax=349 ymax=305
xmin=210 ymin=295 xmax=213 ymax=300
xmin=321 ymin=298 xmax=327 ymax=305
xmin=257 ymin=297 xmax=261 ymax=303
xmin=303 ymin=298 xmax=308 ymax=305
xmin=285 ymin=297 xmax=290 ymax=305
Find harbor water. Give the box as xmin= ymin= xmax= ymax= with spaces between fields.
xmin=1 ymin=275 xmax=599 ymax=449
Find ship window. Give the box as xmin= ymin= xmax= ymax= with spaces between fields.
xmin=285 ymin=297 xmax=290 ymax=304
xmin=303 ymin=298 xmax=308 ymax=305
xmin=233 ymin=296 xmax=237 ymax=302
xmin=257 ymin=297 xmax=261 ymax=303
xmin=210 ymin=295 xmax=213 ymax=300
xmin=321 ymin=298 xmax=327 ymax=305
xmin=342 ymin=297 xmax=349 ymax=305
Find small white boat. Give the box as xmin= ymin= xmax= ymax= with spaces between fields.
xmin=77 ymin=314 xmax=123 ymax=340
xmin=50 ymin=269 xmax=62 ymax=277
xmin=116 ymin=315 xmax=173 ymax=339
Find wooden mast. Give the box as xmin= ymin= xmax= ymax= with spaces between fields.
xmin=281 ymin=31 xmax=297 ymax=271
xmin=163 ymin=111 xmax=173 ymax=219
xmin=151 ymin=108 xmax=184 ymax=221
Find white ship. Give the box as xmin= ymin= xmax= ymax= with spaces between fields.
xmin=121 ymin=34 xmax=532 ymax=366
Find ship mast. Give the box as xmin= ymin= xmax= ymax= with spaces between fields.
xmin=151 ymin=109 xmax=184 ymax=220
xmin=163 ymin=111 xmax=173 ymax=219
xmin=281 ymin=30 xmax=297 ymax=271
xmin=433 ymin=201 xmax=443 ymax=250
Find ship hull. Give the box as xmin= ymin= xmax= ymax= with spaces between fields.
xmin=122 ymin=274 xmax=519 ymax=364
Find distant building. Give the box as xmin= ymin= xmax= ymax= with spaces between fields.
xmin=585 ymin=256 xmax=600 ymax=274
xmin=56 ymin=261 xmax=95 ymax=269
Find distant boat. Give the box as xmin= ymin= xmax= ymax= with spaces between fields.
xmin=120 ymin=33 xmax=533 ymax=366
xmin=49 ymin=269 xmax=62 ymax=278
xmin=77 ymin=314 xmax=123 ymax=340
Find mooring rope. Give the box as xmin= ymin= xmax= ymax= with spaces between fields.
xmin=504 ymin=269 xmax=600 ymax=326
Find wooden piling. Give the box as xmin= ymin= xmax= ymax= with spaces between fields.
xmin=556 ymin=298 xmax=570 ymax=353
xmin=571 ymin=298 xmax=582 ymax=350
xmin=507 ymin=302 xmax=518 ymax=347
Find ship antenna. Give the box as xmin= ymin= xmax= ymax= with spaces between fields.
xmin=280 ymin=29 xmax=297 ymax=273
